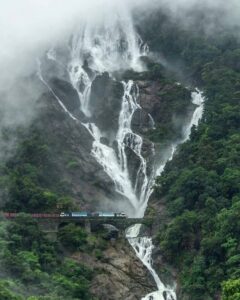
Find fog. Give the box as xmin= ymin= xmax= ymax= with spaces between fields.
xmin=0 ymin=0 xmax=145 ymax=86
xmin=0 ymin=0 xmax=239 ymax=163
xmin=1 ymin=0 xmax=240 ymax=88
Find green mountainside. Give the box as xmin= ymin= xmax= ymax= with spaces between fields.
xmin=0 ymin=7 xmax=239 ymax=300
xmin=142 ymin=10 xmax=240 ymax=300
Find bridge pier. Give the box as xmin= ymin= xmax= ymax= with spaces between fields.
xmin=84 ymin=220 xmax=92 ymax=234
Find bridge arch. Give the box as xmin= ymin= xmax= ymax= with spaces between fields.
xmin=58 ymin=220 xmax=86 ymax=229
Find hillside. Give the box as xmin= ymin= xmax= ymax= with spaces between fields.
xmin=0 ymin=2 xmax=240 ymax=300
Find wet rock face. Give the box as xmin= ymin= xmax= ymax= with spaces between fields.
xmin=125 ymin=146 xmax=142 ymax=189
xmin=136 ymin=80 xmax=192 ymax=125
xmin=36 ymin=92 xmax=123 ymax=209
xmin=49 ymin=77 xmax=80 ymax=113
xmin=89 ymin=72 xmax=124 ymax=134
xmin=133 ymin=79 xmax=195 ymax=143
xmin=136 ymin=81 xmax=167 ymax=124
xmin=131 ymin=108 xmax=154 ymax=133
xmin=72 ymin=240 xmax=155 ymax=300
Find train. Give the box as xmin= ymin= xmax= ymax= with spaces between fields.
xmin=59 ymin=211 xmax=127 ymax=218
xmin=2 ymin=212 xmax=127 ymax=219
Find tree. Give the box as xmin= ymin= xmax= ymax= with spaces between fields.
xmin=222 ymin=279 xmax=240 ymax=300
xmin=58 ymin=224 xmax=87 ymax=249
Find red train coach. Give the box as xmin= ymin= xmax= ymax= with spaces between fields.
xmin=3 ymin=212 xmax=60 ymax=219
xmin=3 ymin=212 xmax=17 ymax=218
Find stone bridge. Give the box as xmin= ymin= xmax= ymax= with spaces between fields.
xmin=3 ymin=213 xmax=154 ymax=239
xmin=37 ymin=217 xmax=153 ymax=238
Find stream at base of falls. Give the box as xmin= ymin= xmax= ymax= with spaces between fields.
xmin=39 ymin=5 xmax=205 ymax=298
xmin=127 ymin=224 xmax=176 ymax=300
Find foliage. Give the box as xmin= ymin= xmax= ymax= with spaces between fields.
xmin=1 ymin=129 xmax=75 ymax=212
xmin=146 ymin=9 xmax=240 ymax=300
xmin=0 ymin=215 xmax=94 ymax=299
xmin=0 ymin=280 xmax=23 ymax=300
xmin=222 ymin=279 xmax=240 ymax=300
xmin=58 ymin=223 xmax=87 ymax=249
xmin=0 ymin=7 xmax=240 ymax=300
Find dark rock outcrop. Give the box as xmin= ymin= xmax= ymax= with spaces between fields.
xmin=134 ymin=79 xmax=195 ymax=142
xmin=89 ymin=72 xmax=124 ymax=134
xmin=131 ymin=108 xmax=154 ymax=133
xmin=49 ymin=77 xmax=80 ymax=113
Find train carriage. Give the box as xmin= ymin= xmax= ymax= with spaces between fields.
xmin=2 ymin=211 xmax=127 ymax=219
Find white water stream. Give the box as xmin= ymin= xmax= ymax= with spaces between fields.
xmin=39 ymin=5 xmax=205 ymax=299
xmin=127 ymin=90 xmax=205 ymax=300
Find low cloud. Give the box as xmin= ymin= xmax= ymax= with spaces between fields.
xmin=1 ymin=0 xmax=239 ymax=88
xmin=0 ymin=0 xmax=239 ymax=161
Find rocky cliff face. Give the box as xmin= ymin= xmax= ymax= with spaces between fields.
xmin=89 ymin=72 xmax=124 ymax=135
xmin=35 ymin=90 xmax=121 ymax=210
xmin=30 ymin=64 xmax=194 ymax=212
xmin=72 ymin=240 xmax=155 ymax=300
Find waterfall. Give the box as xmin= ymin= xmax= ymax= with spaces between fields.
xmin=84 ymin=85 xmax=205 ymax=300
xmin=65 ymin=10 xmax=150 ymax=215
xmin=182 ymin=89 xmax=205 ymax=140
xmin=126 ymin=89 xmax=205 ymax=300
xmin=127 ymin=225 xmax=176 ymax=300
xmin=84 ymin=80 xmax=151 ymax=215
xmin=40 ymin=5 xmax=205 ymax=299
xmin=64 ymin=14 xmax=178 ymax=298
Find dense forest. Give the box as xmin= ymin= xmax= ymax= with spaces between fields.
xmin=142 ymin=9 xmax=240 ymax=300
xmin=0 ymin=5 xmax=240 ymax=300
xmin=0 ymin=213 xmax=97 ymax=299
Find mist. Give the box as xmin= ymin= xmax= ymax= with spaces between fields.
xmin=0 ymin=0 xmax=239 ymax=162
xmin=1 ymin=0 xmax=240 ymax=88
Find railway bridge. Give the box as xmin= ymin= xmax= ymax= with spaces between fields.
xmin=40 ymin=217 xmax=153 ymax=236
xmin=3 ymin=213 xmax=153 ymax=238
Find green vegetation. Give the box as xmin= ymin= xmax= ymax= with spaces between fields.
xmin=0 ymin=128 xmax=75 ymax=212
xmin=147 ymin=83 xmax=193 ymax=143
xmin=0 ymin=280 xmax=23 ymax=300
xmin=58 ymin=223 xmax=87 ymax=249
xmin=222 ymin=279 xmax=240 ymax=300
xmin=0 ymin=214 xmax=95 ymax=299
xmin=67 ymin=160 xmax=80 ymax=170
xmin=0 ymin=7 xmax=239 ymax=300
xmin=0 ymin=211 xmax=110 ymax=298
xmin=146 ymin=10 xmax=240 ymax=300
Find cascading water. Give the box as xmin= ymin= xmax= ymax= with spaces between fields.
xmin=127 ymin=225 xmax=176 ymax=300
xmin=65 ymin=7 xmax=151 ymax=215
xmin=39 ymin=4 xmax=205 ymax=299
xmin=116 ymin=81 xmax=151 ymax=210
xmin=182 ymin=89 xmax=205 ymax=140
xmin=127 ymin=89 xmax=205 ymax=300
xmin=85 ymin=80 xmax=204 ymax=299
xmin=84 ymin=79 xmax=152 ymax=214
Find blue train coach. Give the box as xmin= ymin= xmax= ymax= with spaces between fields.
xmin=60 ymin=211 xmax=126 ymax=218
